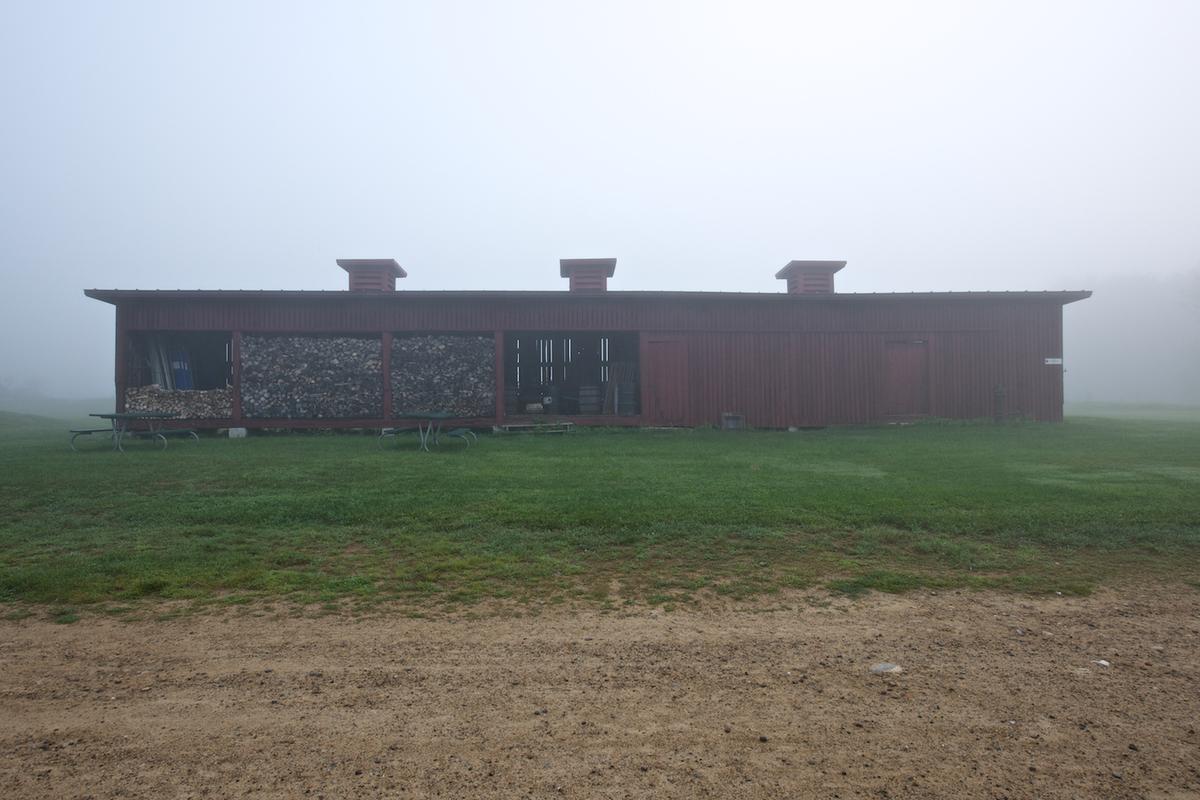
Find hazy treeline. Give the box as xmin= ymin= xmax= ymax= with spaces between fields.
xmin=1064 ymin=269 xmax=1200 ymax=405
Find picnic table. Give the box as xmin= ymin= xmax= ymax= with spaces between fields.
xmin=379 ymin=412 xmax=477 ymax=452
xmin=71 ymin=412 xmax=198 ymax=452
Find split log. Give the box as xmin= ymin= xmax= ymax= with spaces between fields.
xmin=391 ymin=335 xmax=495 ymax=417
xmin=241 ymin=335 xmax=383 ymax=419
xmin=125 ymin=385 xmax=234 ymax=418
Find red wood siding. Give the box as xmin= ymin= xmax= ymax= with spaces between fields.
xmin=107 ymin=293 xmax=1070 ymax=426
xmin=568 ymin=271 xmax=608 ymax=292
xmin=633 ymin=302 xmax=1064 ymax=426
xmin=882 ymin=339 xmax=930 ymax=417
xmin=115 ymin=295 xmax=1062 ymax=336
xmin=641 ymin=337 xmax=689 ymax=424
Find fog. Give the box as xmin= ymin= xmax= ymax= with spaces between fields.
xmin=1065 ymin=270 xmax=1200 ymax=405
xmin=1 ymin=1 xmax=1197 ymax=405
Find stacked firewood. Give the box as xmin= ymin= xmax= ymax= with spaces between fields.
xmin=125 ymin=385 xmax=234 ymax=418
xmin=391 ymin=335 xmax=495 ymax=417
xmin=241 ymin=335 xmax=383 ymax=419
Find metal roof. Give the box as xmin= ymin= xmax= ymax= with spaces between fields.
xmin=83 ymin=288 xmax=1092 ymax=305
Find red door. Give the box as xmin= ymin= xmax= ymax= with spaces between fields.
xmin=642 ymin=337 xmax=689 ymax=425
xmin=883 ymin=339 xmax=929 ymax=417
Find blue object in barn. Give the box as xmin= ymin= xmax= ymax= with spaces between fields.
xmin=170 ymin=350 xmax=193 ymax=389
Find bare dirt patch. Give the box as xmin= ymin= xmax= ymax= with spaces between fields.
xmin=2 ymin=588 xmax=1198 ymax=799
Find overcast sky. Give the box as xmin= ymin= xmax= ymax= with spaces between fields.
xmin=1 ymin=1 xmax=1197 ymax=401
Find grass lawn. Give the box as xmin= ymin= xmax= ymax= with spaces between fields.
xmin=1 ymin=409 xmax=1198 ymax=614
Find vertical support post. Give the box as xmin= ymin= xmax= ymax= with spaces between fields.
xmin=924 ymin=333 xmax=936 ymax=417
xmin=636 ymin=331 xmax=646 ymax=423
xmin=1052 ymin=310 xmax=1064 ymax=422
xmin=494 ymin=331 xmax=505 ymax=424
xmin=381 ymin=331 xmax=393 ymax=420
xmin=231 ymin=331 xmax=243 ymax=423
xmin=114 ymin=307 xmax=127 ymax=413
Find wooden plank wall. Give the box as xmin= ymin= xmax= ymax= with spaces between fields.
xmin=113 ymin=295 xmax=1067 ymax=426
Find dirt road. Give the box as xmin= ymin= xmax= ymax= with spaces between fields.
xmin=2 ymin=589 xmax=1197 ymax=798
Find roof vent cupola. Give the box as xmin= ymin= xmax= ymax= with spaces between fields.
xmin=337 ymin=259 xmax=406 ymax=292
xmin=775 ymin=260 xmax=846 ymax=295
xmin=560 ymin=258 xmax=616 ymax=293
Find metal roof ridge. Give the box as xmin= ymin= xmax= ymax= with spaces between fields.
xmin=83 ymin=289 xmax=1095 ymax=299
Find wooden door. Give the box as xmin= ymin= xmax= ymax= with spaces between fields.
xmin=642 ymin=337 xmax=689 ymax=425
xmin=883 ymin=338 xmax=929 ymax=417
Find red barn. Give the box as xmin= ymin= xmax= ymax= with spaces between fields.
xmin=85 ymin=259 xmax=1090 ymax=429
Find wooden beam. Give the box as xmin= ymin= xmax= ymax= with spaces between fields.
xmin=231 ymin=331 xmax=243 ymax=424
xmin=114 ymin=307 xmax=127 ymax=413
xmin=494 ymin=331 xmax=505 ymax=422
xmin=382 ymin=332 xmax=393 ymax=420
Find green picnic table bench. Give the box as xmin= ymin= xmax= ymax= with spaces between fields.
xmin=126 ymin=428 xmax=201 ymax=447
xmin=379 ymin=412 xmax=478 ymax=451
xmin=444 ymin=427 xmax=478 ymax=445
xmin=72 ymin=412 xmax=199 ymax=452
xmin=69 ymin=426 xmax=117 ymax=451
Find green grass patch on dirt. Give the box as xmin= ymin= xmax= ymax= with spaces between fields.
xmin=0 ymin=408 xmax=1198 ymax=610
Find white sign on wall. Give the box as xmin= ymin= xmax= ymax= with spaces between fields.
xmin=1044 ymin=357 xmax=1063 ymax=365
